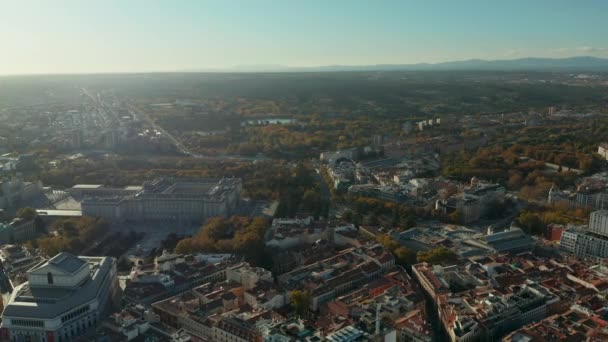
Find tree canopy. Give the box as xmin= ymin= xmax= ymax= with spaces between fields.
xmin=36 ymin=216 xmax=107 ymax=256
xmin=417 ymin=247 xmax=458 ymax=265
xmin=290 ymin=290 xmax=312 ymax=316
xmin=175 ymin=216 xmax=271 ymax=267
xmin=16 ymin=207 xmax=37 ymax=221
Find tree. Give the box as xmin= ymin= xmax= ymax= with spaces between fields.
xmin=175 ymin=238 xmax=195 ymax=254
xmin=302 ymin=188 xmax=322 ymax=218
xmin=37 ymin=236 xmax=71 ymax=256
xmin=394 ymin=247 xmax=417 ymax=265
xmin=400 ymin=216 xmax=417 ymax=229
xmin=35 ymin=216 xmax=107 ymax=256
xmin=342 ymin=210 xmax=353 ymax=223
xmin=517 ymin=211 xmax=545 ymax=235
xmin=290 ymin=290 xmax=312 ymax=316
xmin=448 ymin=210 xmax=463 ymax=224
xmin=117 ymin=255 xmax=134 ymax=272
xmin=484 ymin=200 xmax=506 ymax=219
xmin=173 ymin=216 xmax=270 ymax=266
xmin=376 ymin=234 xmax=400 ymax=252
xmin=16 ymin=207 xmax=37 ymax=221
xmin=417 ymin=247 xmax=458 ymax=265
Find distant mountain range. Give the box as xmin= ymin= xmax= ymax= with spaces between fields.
xmin=213 ymin=56 xmax=608 ymax=72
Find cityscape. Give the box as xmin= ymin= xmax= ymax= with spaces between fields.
xmin=3 ymin=1 xmax=608 ymax=342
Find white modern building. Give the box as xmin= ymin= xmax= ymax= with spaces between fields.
xmin=559 ymin=210 xmax=608 ymax=260
xmin=80 ymin=177 xmax=241 ymax=223
xmin=589 ymin=209 xmax=608 ymax=237
xmin=560 ymin=229 xmax=579 ymax=254
xmin=560 ymin=229 xmax=608 ymax=260
xmin=1 ymin=253 xmax=120 ymax=342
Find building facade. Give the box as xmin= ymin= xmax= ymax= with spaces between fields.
xmin=589 ymin=209 xmax=608 ymax=237
xmin=559 ymin=211 xmax=608 ymax=260
xmin=1 ymin=253 xmax=120 ymax=342
xmin=80 ymin=178 xmax=241 ymax=223
xmin=561 ymin=229 xmax=608 ymax=260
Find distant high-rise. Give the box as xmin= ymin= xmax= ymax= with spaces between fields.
xmin=548 ymin=106 xmax=556 ymax=116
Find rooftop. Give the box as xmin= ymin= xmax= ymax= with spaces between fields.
xmin=47 ymin=252 xmax=88 ymax=274
xmin=2 ymin=255 xmax=113 ymax=319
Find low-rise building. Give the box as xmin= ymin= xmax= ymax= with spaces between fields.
xmin=278 ymin=244 xmax=394 ymax=311
xmin=503 ymin=306 xmax=608 ymax=341
xmin=464 ymin=227 xmax=535 ymax=255
xmin=436 ymin=178 xmax=505 ymax=224
xmin=213 ymin=316 xmax=263 ymax=342
xmin=244 ymin=283 xmax=286 ymax=310
xmin=265 ymin=217 xmax=356 ymax=250
xmin=0 ymin=244 xmax=43 ymax=280
xmin=393 ymin=309 xmax=432 ymax=342
xmin=125 ymin=253 xmax=236 ymax=305
xmin=99 ymin=305 xmax=159 ymax=341
xmin=226 ymin=263 xmax=273 ymax=290
xmin=438 ymin=285 xmax=547 ymax=342
xmin=320 ymin=148 xmax=359 ymax=163
xmin=412 ymin=263 xmax=451 ymax=300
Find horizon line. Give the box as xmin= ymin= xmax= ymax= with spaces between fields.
xmin=1 ymin=55 xmax=607 ymax=78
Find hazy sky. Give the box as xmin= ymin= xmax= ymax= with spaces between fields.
xmin=2 ymin=0 xmax=608 ymax=75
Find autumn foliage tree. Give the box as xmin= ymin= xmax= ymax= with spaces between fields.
xmin=16 ymin=207 xmax=37 ymax=221
xmin=175 ymin=216 xmax=271 ymax=266
xmin=37 ymin=216 xmax=107 ymax=256
xmin=417 ymin=247 xmax=458 ymax=265
xmin=290 ymin=290 xmax=312 ymax=316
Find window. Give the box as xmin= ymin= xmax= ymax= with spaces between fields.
xmin=47 ymin=272 xmax=53 ymax=284
xmin=12 ymin=320 xmax=43 ymax=328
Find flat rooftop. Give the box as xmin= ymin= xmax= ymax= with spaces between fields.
xmin=36 ymin=209 xmax=82 ymax=217
xmin=72 ymin=184 xmax=103 ymax=189
xmin=2 ymin=256 xmax=112 ymax=319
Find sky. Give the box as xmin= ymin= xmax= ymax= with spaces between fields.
xmin=1 ymin=0 xmax=608 ymax=75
